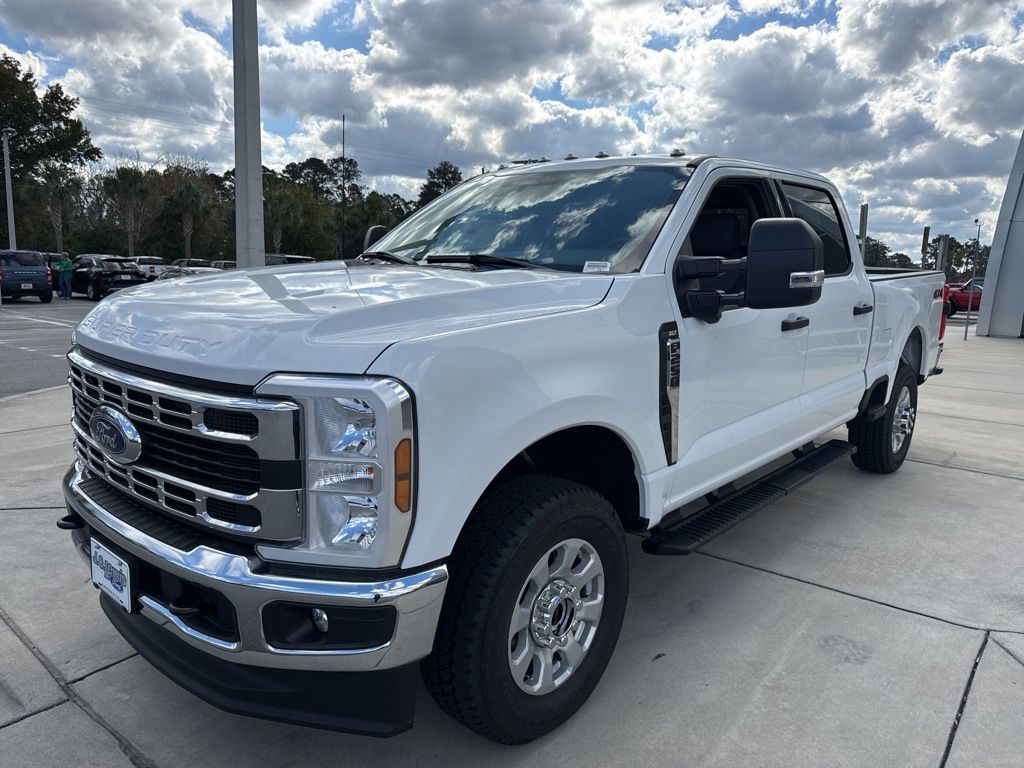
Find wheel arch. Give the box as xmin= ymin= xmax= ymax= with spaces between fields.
xmin=900 ymin=326 xmax=926 ymax=383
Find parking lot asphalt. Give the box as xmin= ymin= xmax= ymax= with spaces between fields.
xmin=0 ymin=332 xmax=1021 ymax=768
xmin=0 ymin=297 xmax=93 ymax=398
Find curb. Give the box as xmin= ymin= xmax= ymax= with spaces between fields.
xmin=0 ymin=384 xmax=69 ymax=404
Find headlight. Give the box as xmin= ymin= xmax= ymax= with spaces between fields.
xmin=254 ymin=375 xmax=415 ymax=568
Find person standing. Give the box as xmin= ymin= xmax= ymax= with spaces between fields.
xmin=58 ymin=252 xmax=73 ymax=299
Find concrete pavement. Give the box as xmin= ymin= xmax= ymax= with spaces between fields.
xmin=0 ymin=299 xmax=91 ymax=398
xmin=1 ymin=333 xmax=1022 ymax=767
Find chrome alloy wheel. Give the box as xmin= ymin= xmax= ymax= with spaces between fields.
xmin=508 ymin=538 xmax=605 ymax=696
xmin=891 ymin=385 xmax=916 ymax=453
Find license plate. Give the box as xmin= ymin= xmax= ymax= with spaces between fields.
xmin=118 ymin=274 xmax=131 ymax=281
xmin=90 ymin=539 xmax=133 ymax=612
xmin=21 ymin=282 xmax=32 ymax=289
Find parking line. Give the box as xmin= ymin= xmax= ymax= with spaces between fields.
xmin=0 ymin=310 xmax=78 ymax=329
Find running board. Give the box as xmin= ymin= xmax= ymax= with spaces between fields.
xmin=642 ymin=440 xmax=856 ymax=556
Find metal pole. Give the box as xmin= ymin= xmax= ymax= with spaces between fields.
xmin=340 ymin=113 xmax=346 ymax=259
xmin=232 ymin=0 xmax=264 ymax=269
xmin=964 ymin=219 xmax=981 ymax=341
xmin=858 ymin=203 xmax=869 ymax=263
xmin=1 ymin=128 xmax=16 ymax=250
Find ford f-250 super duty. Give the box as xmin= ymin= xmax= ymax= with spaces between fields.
xmin=59 ymin=155 xmax=946 ymax=744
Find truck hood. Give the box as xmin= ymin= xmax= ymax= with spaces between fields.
xmin=74 ymin=261 xmax=613 ymax=386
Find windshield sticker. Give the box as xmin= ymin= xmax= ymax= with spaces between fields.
xmin=582 ymin=261 xmax=611 ymax=273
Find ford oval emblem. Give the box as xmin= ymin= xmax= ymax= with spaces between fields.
xmin=88 ymin=406 xmax=142 ymax=465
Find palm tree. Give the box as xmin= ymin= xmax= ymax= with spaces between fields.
xmin=165 ymin=180 xmax=204 ymax=260
xmin=264 ymin=186 xmax=301 ymax=253
xmin=39 ymin=162 xmax=81 ymax=253
xmin=102 ymin=164 xmax=152 ymax=258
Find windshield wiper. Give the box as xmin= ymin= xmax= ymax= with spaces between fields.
xmin=423 ymin=254 xmax=552 ymax=271
xmin=357 ymin=250 xmax=418 ymax=265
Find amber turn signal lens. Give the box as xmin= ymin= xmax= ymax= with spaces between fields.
xmin=394 ymin=438 xmax=412 ymax=512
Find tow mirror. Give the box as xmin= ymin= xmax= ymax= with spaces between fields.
xmin=364 ymin=225 xmax=388 ymax=251
xmin=745 ymin=218 xmax=824 ymax=309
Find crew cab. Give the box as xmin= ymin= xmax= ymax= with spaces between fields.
xmin=59 ymin=155 xmax=945 ymax=744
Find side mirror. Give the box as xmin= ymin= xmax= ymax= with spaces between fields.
xmin=364 ymin=225 xmax=388 ymax=251
xmin=745 ymin=218 xmax=824 ymax=309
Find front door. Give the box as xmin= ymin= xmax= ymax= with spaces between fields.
xmin=668 ymin=170 xmax=811 ymax=504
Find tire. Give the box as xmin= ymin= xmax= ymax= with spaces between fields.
xmin=848 ymin=363 xmax=918 ymax=474
xmin=946 ymin=304 xmax=957 ymax=318
xmin=87 ymin=282 xmax=100 ymax=301
xmin=39 ymin=290 xmax=52 ymax=304
xmin=422 ymin=474 xmax=629 ymax=744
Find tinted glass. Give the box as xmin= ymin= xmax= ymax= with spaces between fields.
xmin=780 ymin=183 xmax=851 ymax=275
xmin=373 ymin=165 xmax=690 ymax=273
xmin=100 ymin=259 xmax=139 ymax=271
xmin=0 ymin=251 xmax=45 ymax=267
xmin=136 ymin=257 xmax=165 ymax=265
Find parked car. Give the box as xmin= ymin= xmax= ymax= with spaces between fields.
xmin=42 ymin=253 xmax=65 ymax=290
xmin=0 ymin=250 xmax=52 ymax=302
xmin=947 ymin=277 xmax=984 ymax=315
xmin=61 ymin=154 xmax=946 ymax=744
xmin=210 ymin=260 xmax=236 ymax=270
xmin=154 ymin=266 xmax=222 ymax=281
xmin=70 ymin=255 xmax=148 ymax=301
xmin=172 ymin=258 xmax=212 ymax=267
xmin=134 ymin=256 xmax=169 ymax=281
xmin=265 ymin=253 xmax=315 ymax=265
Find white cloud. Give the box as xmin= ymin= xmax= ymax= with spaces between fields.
xmin=1 ymin=0 xmax=1022 ymax=251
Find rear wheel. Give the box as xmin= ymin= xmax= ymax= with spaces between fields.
xmin=39 ymin=290 xmax=52 ymax=304
xmin=86 ymin=281 xmax=100 ymax=301
xmin=422 ymin=475 xmax=628 ymax=744
xmin=848 ymin=362 xmax=918 ymax=474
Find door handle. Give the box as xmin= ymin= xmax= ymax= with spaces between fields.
xmin=853 ymin=303 xmax=874 ymax=316
xmin=781 ymin=316 xmax=809 ymax=332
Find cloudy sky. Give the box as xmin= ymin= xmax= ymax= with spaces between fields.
xmin=1 ymin=0 xmax=1022 ymax=256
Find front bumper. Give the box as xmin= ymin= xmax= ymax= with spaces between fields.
xmin=63 ymin=462 xmax=447 ymax=673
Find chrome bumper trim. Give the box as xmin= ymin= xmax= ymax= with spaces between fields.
xmin=64 ymin=463 xmax=447 ymax=671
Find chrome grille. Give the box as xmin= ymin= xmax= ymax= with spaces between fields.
xmin=69 ymin=349 xmax=303 ymax=542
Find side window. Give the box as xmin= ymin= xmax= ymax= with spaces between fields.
xmin=779 ymin=183 xmax=851 ymax=276
xmin=679 ymin=178 xmax=773 ymax=292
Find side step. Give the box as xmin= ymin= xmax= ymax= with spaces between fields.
xmin=641 ymin=440 xmax=856 ymax=556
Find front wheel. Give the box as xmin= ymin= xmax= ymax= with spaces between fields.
xmin=849 ymin=363 xmax=918 ymax=474
xmin=422 ymin=475 xmax=628 ymax=744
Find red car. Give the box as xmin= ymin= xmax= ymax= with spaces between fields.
xmin=947 ymin=277 xmax=984 ymax=315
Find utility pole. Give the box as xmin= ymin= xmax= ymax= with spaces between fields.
xmin=964 ymin=218 xmax=982 ymax=340
xmin=858 ymin=203 xmax=869 ymax=263
xmin=2 ymin=127 xmax=16 ymax=250
xmin=232 ymin=0 xmax=264 ymax=269
xmin=340 ymin=113 xmax=346 ymax=259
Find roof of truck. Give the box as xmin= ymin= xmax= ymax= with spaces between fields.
xmin=491 ymin=153 xmax=833 ymax=186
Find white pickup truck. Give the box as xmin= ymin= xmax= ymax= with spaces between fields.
xmin=60 ymin=155 xmax=946 ymax=744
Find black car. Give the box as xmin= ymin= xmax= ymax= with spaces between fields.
xmin=70 ymin=255 xmax=148 ymax=301
xmin=0 ymin=250 xmax=52 ymax=303
xmin=154 ymin=266 xmax=223 ymax=281
xmin=171 ymin=258 xmax=212 ymax=267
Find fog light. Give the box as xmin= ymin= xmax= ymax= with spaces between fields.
xmin=310 ymin=608 xmax=329 ymax=634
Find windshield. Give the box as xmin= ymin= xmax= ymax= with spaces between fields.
xmin=372 ymin=164 xmax=690 ymax=273
xmin=0 ymin=251 xmax=44 ymax=267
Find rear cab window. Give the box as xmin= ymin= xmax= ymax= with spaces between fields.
xmin=778 ymin=182 xmax=852 ymax=276
xmin=0 ymin=251 xmax=45 ymax=267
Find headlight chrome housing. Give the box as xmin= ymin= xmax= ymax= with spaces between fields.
xmin=255 ymin=374 xmax=415 ymax=569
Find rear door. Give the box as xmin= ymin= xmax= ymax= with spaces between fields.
xmin=775 ymin=178 xmax=873 ymax=428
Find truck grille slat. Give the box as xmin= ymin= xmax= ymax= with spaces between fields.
xmin=68 ymin=349 xmax=303 ymax=543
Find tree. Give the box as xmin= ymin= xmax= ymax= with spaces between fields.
xmin=102 ymin=162 xmax=157 ymax=258
xmin=39 ymin=162 xmax=82 ymax=253
xmin=0 ymin=55 xmax=101 ymax=180
xmin=264 ymin=185 xmax=302 ymax=253
xmin=164 ymin=180 xmax=206 ymax=260
xmin=417 ymin=160 xmax=462 ymax=208
xmin=923 ymin=235 xmax=990 ymax=283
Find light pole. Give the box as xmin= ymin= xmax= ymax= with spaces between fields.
xmin=964 ymin=218 xmax=982 ymax=340
xmin=232 ymin=0 xmax=265 ymax=269
xmin=1 ymin=127 xmax=16 ymax=250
